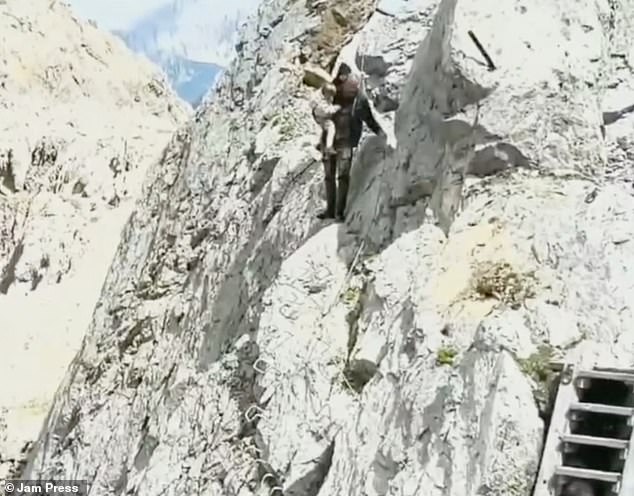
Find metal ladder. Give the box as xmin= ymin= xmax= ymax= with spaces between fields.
xmin=533 ymin=365 xmax=634 ymax=496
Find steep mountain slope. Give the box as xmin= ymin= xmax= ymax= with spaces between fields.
xmin=113 ymin=0 xmax=261 ymax=105
xmin=0 ymin=0 xmax=190 ymax=478
xmin=22 ymin=0 xmax=634 ymax=495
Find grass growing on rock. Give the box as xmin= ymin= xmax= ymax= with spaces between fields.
xmin=337 ymin=276 xmax=370 ymax=394
xmin=436 ymin=346 xmax=458 ymax=366
xmin=518 ymin=344 xmax=557 ymax=415
xmin=472 ymin=261 xmax=536 ymax=308
xmin=341 ymin=286 xmax=361 ymax=307
xmin=341 ymin=282 xmax=363 ymax=359
xmin=518 ymin=344 xmax=555 ymax=383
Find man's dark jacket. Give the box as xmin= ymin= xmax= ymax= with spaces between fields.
xmin=333 ymin=75 xmax=382 ymax=148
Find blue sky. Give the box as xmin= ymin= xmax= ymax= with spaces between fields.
xmin=67 ymin=0 xmax=172 ymax=30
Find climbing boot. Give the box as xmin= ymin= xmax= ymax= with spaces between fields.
xmin=317 ymin=175 xmax=336 ymax=219
xmin=317 ymin=209 xmax=335 ymax=219
xmin=335 ymin=174 xmax=349 ymax=222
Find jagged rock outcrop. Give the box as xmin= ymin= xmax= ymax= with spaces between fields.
xmin=21 ymin=0 xmax=634 ymax=495
xmin=0 ymin=0 xmax=189 ymax=478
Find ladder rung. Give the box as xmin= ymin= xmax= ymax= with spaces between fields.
xmin=560 ymin=434 xmax=629 ymax=449
xmin=548 ymin=361 xmax=565 ymax=371
xmin=569 ymin=402 xmax=634 ymax=416
xmin=549 ymin=365 xmax=634 ymax=374
xmin=576 ymin=370 xmax=634 ymax=383
xmin=554 ymin=465 xmax=621 ymax=483
xmin=593 ymin=367 xmax=634 ymax=375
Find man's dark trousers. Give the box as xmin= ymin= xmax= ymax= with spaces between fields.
xmin=322 ymin=146 xmax=353 ymax=220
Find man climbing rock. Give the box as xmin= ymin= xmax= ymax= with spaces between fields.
xmin=316 ymin=63 xmax=386 ymax=222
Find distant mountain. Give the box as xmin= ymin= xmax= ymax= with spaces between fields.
xmin=114 ymin=29 xmax=223 ymax=106
xmin=112 ymin=0 xmax=261 ymax=106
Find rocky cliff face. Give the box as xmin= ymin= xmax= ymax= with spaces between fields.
xmin=21 ymin=0 xmax=634 ymax=495
xmin=0 ymin=0 xmax=189 ymax=478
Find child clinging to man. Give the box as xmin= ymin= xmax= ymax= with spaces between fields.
xmin=311 ymin=81 xmax=340 ymax=157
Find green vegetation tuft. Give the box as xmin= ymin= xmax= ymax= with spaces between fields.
xmin=436 ymin=346 xmax=458 ymax=366
xmin=341 ymin=286 xmax=361 ymax=307
xmin=518 ymin=344 xmax=557 ymax=416
xmin=518 ymin=344 xmax=555 ymax=383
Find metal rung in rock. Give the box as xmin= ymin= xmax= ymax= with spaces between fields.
xmin=575 ymin=377 xmax=592 ymax=389
xmin=560 ymin=434 xmax=629 ymax=450
xmin=532 ymin=364 xmax=634 ymax=496
xmin=569 ymin=402 xmax=634 ymax=417
xmin=554 ymin=465 xmax=621 ymax=483
xmin=576 ymin=370 xmax=634 ymax=383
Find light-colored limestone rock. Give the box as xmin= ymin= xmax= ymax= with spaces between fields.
xmin=0 ymin=0 xmax=189 ymax=478
xmin=303 ymin=64 xmax=332 ymax=88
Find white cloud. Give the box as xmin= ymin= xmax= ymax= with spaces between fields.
xmin=65 ymin=0 xmax=172 ymax=30
xmin=65 ymin=0 xmax=263 ymax=66
xmin=65 ymin=0 xmax=262 ymax=31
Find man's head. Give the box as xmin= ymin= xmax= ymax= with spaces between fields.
xmin=335 ymin=63 xmax=352 ymax=83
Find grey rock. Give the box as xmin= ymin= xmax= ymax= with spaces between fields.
xmin=302 ymin=64 xmax=332 ymax=88
xmin=0 ymin=0 xmax=189 ymax=479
